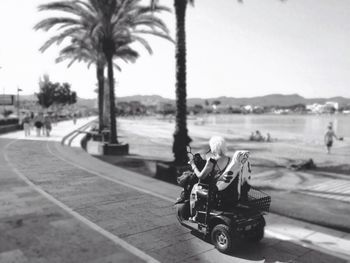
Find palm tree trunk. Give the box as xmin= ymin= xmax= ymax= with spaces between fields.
xmin=173 ymin=0 xmax=191 ymax=165
xmin=103 ymin=79 xmax=110 ymax=127
xmin=106 ymin=55 xmax=118 ymax=144
xmin=97 ymin=62 xmax=105 ymax=133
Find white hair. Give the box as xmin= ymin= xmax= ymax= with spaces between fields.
xmin=209 ymin=136 xmax=227 ymax=157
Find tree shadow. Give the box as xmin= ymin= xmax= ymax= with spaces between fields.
xmin=95 ymin=154 xmax=160 ymax=178
xmin=188 ymin=232 xmax=346 ymax=263
xmin=314 ymin=165 xmax=350 ymax=176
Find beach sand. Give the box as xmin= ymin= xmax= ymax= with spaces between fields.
xmin=116 ymin=116 xmax=350 ymax=175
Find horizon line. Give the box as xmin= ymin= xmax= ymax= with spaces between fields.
xmin=17 ymin=93 xmax=350 ymax=101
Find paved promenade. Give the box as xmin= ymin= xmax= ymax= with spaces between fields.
xmin=0 ymin=119 xmax=349 ymax=263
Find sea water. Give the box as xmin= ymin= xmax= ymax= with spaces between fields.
xmin=196 ymin=114 xmax=350 ymax=146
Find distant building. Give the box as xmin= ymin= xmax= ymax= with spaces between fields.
xmin=243 ymin=105 xmax=253 ymax=113
xmin=306 ymin=101 xmax=338 ymax=114
xmin=325 ymin=101 xmax=339 ymax=110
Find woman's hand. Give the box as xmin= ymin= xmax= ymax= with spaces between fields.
xmin=222 ymin=171 xmax=234 ymax=183
xmin=190 ymin=161 xmax=197 ymax=171
xmin=188 ymin=158 xmax=197 ymax=171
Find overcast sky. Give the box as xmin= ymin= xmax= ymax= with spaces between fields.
xmin=1 ymin=0 xmax=350 ymax=99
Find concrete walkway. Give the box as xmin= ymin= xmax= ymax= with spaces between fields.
xmin=0 ymin=117 xmax=97 ymax=143
xmin=0 ymin=119 xmax=349 ymax=263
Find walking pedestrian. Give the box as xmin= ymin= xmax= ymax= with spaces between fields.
xmin=324 ymin=122 xmax=338 ymax=154
xmin=34 ymin=114 xmax=43 ymax=137
xmin=22 ymin=114 xmax=31 ymax=137
xmin=44 ymin=115 xmax=52 ymax=137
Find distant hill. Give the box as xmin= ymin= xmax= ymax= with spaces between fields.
xmin=20 ymin=93 xmax=350 ymax=108
xmin=20 ymin=94 xmax=96 ymax=108
xmin=114 ymin=94 xmax=350 ymax=107
xmin=116 ymin=95 xmax=172 ymax=105
xmin=76 ymin=97 xmax=96 ymax=108
xmin=187 ymin=94 xmax=350 ymax=107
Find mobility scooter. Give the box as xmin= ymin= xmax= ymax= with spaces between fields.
xmin=175 ymin=147 xmax=271 ymax=254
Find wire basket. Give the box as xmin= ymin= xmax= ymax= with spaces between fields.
xmin=240 ymin=187 xmax=271 ymax=213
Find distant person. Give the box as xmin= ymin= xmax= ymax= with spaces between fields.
xmin=324 ymin=124 xmax=338 ymax=154
xmin=254 ymin=130 xmax=265 ymax=142
xmin=34 ymin=114 xmax=43 ymax=137
xmin=249 ymin=132 xmax=255 ymax=141
xmin=43 ymin=115 xmax=52 ymax=137
xmin=266 ymin=133 xmax=272 ymax=142
xmin=22 ymin=114 xmax=31 ymax=137
xmin=52 ymin=113 xmax=58 ymax=126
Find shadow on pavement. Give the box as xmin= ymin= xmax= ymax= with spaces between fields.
xmin=185 ymin=231 xmax=347 ymax=263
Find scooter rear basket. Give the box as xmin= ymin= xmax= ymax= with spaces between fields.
xmin=241 ymin=187 xmax=271 ymax=213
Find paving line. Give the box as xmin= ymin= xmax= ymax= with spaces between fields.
xmin=61 ymin=120 xmax=95 ymax=146
xmin=310 ymin=171 xmax=350 ymax=181
xmin=3 ymin=139 xmax=160 ymax=263
xmin=301 ymin=180 xmax=350 ymax=202
xmin=325 ymin=184 xmax=350 ymax=193
xmin=67 ymin=121 xmax=94 ymax=147
xmin=46 ymin=142 xmax=350 ymax=261
xmin=308 ymin=181 xmax=339 ymax=191
xmin=304 ymin=180 xmax=349 ymax=191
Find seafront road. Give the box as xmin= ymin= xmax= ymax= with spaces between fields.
xmin=0 ymin=119 xmax=349 ymax=263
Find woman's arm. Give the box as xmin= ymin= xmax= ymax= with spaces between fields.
xmin=191 ymin=158 xmax=214 ymax=180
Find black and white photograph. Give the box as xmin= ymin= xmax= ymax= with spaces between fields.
xmin=0 ymin=0 xmax=349 ymax=262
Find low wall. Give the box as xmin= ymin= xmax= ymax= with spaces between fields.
xmin=0 ymin=124 xmax=20 ymax=135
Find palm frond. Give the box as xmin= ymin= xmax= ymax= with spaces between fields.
xmin=39 ymin=27 xmax=83 ymax=52
xmin=38 ymin=1 xmax=96 ymax=22
xmin=34 ymin=17 xmax=81 ymax=31
xmin=113 ymin=62 xmax=122 ymax=71
xmin=130 ymin=35 xmax=153 ymax=55
xmin=134 ymin=29 xmax=175 ymax=44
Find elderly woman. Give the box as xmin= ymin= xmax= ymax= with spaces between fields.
xmin=189 ymin=136 xmax=231 ymax=219
xmin=189 ymin=136 xmax=252 ymax=220
xmin=190 ymin=136 xmax=231 ymax=182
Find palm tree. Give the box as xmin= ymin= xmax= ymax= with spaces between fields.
xmin=54 ymin=33 xmax=138 ymax=133
xmin=172 ymin=0 xmax=193 ymax=165
xmin=35 ymin=0 xmax=172 ymax=144
xmin=56 ymin=33 xmax=108 ymax=133
xmin=150 ymin=0 xmax=194 ymax=165
xmin=34 ymin=1 xmax=107 ymax=133
xmin=150 ymin=0 xmax=283 ymax=165
xmin=90 ymin=0 xmax=172 ymax=144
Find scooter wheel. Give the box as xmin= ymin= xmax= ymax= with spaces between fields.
xmin=211 ymin=224 xmax=234 ymax=253
xmin=175 ymin=202 xmax=190 ymax=221
xmin=249 ymin=217 xmax=265 ymax=242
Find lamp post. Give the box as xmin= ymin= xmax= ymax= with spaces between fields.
xmin=17 ymin=87 xmax=22 ymax=121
